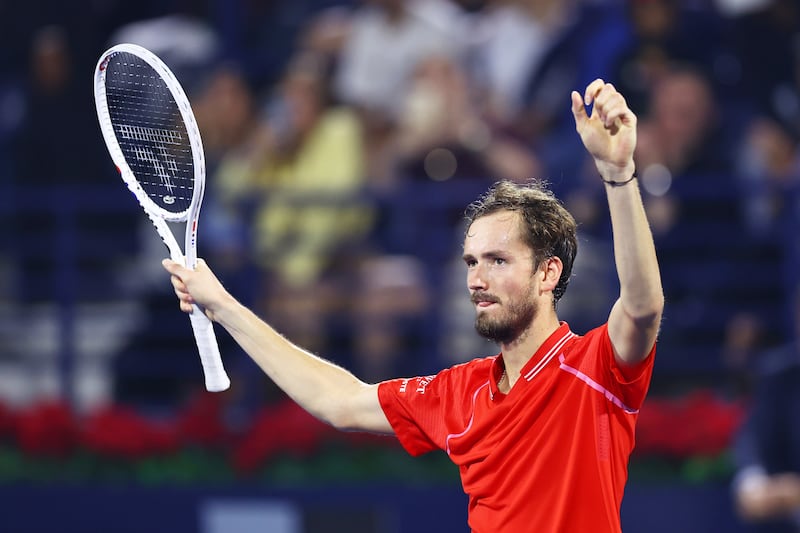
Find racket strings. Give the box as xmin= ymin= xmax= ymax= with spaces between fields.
xmin=105 ymin=52 xmax=195 ymax=215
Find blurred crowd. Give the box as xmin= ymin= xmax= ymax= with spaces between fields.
xmin=1 ymin=0 xmax=800 ymax=502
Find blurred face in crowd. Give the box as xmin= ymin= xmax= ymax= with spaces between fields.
xmin=196 ymin=67 xmax=255 ymax=150
xmin=281 ymin=67 xmax=325 ymax=137
xmin=630 ymin=0 xmax=677 ymax=38
xmin=651 ymin=71 xmax=714 ymax=147
xmin=32 ymin=26 xmax=70 ymax=92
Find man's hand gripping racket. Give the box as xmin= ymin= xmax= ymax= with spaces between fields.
xmin=93 ymin=43 xmax=230 ymax=391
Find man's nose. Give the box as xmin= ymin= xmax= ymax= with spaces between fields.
xmin=468 ymin=264 xmax=488 ymax=291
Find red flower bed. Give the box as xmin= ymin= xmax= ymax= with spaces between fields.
xmin=82 ymin=405 xmax=180 ymax=459
xmin=15 ymin=401 xmax=77 ymax=457
xmin=233 ymin=400 xmax=335 ymax=473
xmin=0 ymin=388 xmax=748 ymax=477
xmin=635 ymin=390 xmax=746 ymax=458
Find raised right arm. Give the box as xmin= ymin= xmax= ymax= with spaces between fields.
xmin=162 ymin=258 xmax=393 ymax=434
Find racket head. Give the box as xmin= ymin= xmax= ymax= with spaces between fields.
xmin=94 ymin=43 xmax=206 ymax=224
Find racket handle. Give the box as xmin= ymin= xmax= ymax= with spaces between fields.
xmin=189 ymin=306 xmax=231 ymax=392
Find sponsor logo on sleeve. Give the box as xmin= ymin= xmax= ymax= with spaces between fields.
xmin=398 ymin=375 xmax=437 ymax=395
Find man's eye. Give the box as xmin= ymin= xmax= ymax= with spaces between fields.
xmin=494 ymin=258 xmax=506 ymax=265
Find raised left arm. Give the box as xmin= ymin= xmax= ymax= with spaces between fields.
xmin=571 ymin=79 xmax=664 ymax=365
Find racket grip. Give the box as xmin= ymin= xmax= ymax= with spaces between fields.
xmin=189 ymin=306 xmax=231 ymax=392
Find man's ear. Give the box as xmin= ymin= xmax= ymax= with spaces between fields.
xmin=539 ymin=257 xmax=563 ymax=293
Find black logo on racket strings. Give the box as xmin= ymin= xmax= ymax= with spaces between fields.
xmin=117 ymin=124 xmax=183 ymax=205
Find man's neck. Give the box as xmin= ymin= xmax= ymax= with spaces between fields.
xmin=500 ymin=313 xmax=561 ymax=389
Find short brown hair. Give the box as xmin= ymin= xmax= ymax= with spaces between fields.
xmin=464 ymin=179 xmax=577 ymax=302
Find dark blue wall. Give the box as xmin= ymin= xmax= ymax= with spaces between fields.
xmin=0 ymin=482 xmax=750 ymax=533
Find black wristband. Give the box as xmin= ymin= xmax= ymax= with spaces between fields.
xmin=601 ymin=171 xmax=637 ymax=187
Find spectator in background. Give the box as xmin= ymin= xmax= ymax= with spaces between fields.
xmin=635 ymin=65 xmax=728 ymax=179
xmin=469 ymin=0 xmax=579 ymax=128
xmin=735 ymin=117 xmax=800 ymax=239
xmin=212 ymin=51 xmax=373 ymax=358
xmin=332 ymin=0 xmax=465 ymax=190
xmin=12 ymin=26 xmax=110 ymax=303
xmin=333 ymin=0 xmax=462 ymax=123
xmin=722 ymin=0 xmax=800 ymax=142
xmin=389 ymin=53 xmax=541 ymax=187
xmin=722 ymin=310 xmax=769 ymax=398
xmin=467 ymin=0 xmax=640 ymax=188
xmin=633 ymin=65 xmax=732 ymax=238
xmin=14 ymin=26 xmax=107 ymax=189
xmin=192 ymin=63 xmax=261 ymax=278
xmin=612 ymin=0 xmax=728 ymax=116
xmin=194 ymin=64 xmax=259 ymax=170
xmin=732 ymin=287 xmax=800 ymax=533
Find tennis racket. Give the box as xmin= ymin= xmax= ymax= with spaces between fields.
xmin=93 ymin=43 xmax=230 ymax=392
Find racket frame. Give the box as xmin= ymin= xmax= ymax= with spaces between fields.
xmin=94 ymin=43 xmax=204 ymax=265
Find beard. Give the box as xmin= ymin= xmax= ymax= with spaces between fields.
xmin=473 ymin=290 xmax=538 ymax=345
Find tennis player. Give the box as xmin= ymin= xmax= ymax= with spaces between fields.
xmin=163 ymin=79 xmax=663 ymax=532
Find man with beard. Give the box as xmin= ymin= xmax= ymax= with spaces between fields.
xmin=162 ymin=79 xmax=663 ymax=532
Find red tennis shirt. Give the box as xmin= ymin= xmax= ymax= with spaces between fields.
xmin=378 ymin=322 xmax=655 ymax=532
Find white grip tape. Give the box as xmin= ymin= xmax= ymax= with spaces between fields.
xmin=189 ymin=306 xmax=230 ymax=392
